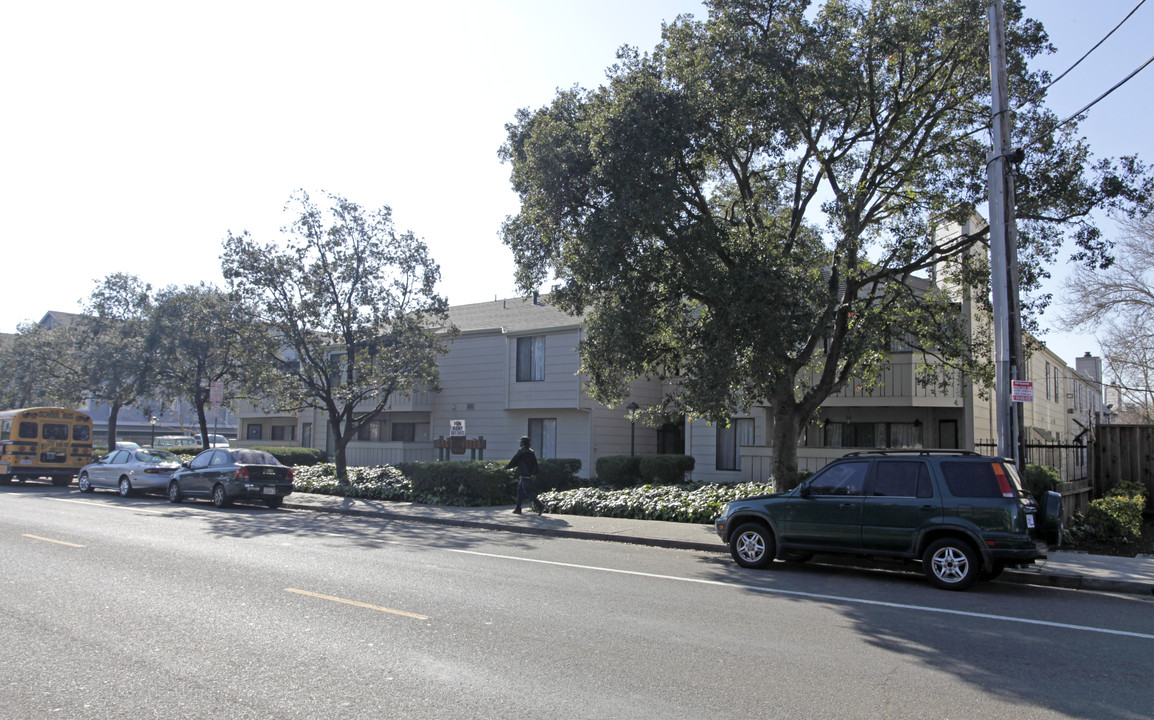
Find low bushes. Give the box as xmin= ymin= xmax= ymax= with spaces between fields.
xmin=290 ymin=458 xmax=584 ymax=507
xmin=539 ymin=481 xmax=775 ymax=524
xmin=1024 ymin=463 xmax=1062 ymax=497
xmin=1068 ymin=479 xmax=1148 ymax=543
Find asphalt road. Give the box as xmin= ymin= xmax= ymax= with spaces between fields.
xmin=3 ymin=484 xmax=1153 ymax=719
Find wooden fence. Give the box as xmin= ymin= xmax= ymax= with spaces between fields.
xmin=1091 ymin=424 xmax=1154 ymax=501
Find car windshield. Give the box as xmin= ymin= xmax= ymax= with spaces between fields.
xmin=137 ymin=450 xmax=180 ymax=463
xmin=232 ymin=450 xmax=281 ymax=466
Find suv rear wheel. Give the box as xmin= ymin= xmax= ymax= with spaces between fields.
xmin=923 ymin=538 xmax=978 ymax=590
xmin=729 ymin=523 xmax=775 ymax=569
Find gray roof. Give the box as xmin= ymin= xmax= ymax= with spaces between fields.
xmin=446 ymin=296 xmax=583 ymax=335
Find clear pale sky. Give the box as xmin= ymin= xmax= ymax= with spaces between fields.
xmin=2 ymin=1 xmax=1150 ymax=369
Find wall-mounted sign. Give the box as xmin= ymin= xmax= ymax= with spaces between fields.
xmin=450 ymin=419 xmax=466 ymax=437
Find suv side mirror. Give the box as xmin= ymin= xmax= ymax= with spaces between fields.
xmin=798 ymin=484 xmax=811 ymax=499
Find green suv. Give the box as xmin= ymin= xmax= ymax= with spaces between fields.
xmin=714 ymin=450 xmax=1062 ymax=590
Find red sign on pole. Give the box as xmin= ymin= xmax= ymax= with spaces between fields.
xmin=1011 ymin=380 xmax=1033 ymax=403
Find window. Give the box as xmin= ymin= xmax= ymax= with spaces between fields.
xmin=809 ymin=461 xmax=868 ymax=496
xmin=302 ymin=423 xmax=313 ymax=448
xmin=356 ymin=419 xmax=384 ymax=441
xmin=941 ymin=461 xmax=1017 ymax=498
xmin=72 ymin=424 xmax=91 ymax=441
xmin=716 ymin=418 xmax=754 ymax=471
xmin=873 ymin=461 xmax=933 ymax=498
xmin=516 ymin=336 xmax=545 ymax=382
xmin=391 ymin=423 xmax=416 ymax=442
xmin=271 ymin=425 xmax=296 ymax=441
xmin=1045 ymin=362 xmax=1051 ymax=400
xmin=42 ymin=423 xmax=68 ymax=440
xmin=246 ymin=424 xmax=263 ymax=440
xmin=19 ymin=422 xmax=38 ymax=439
xmin=189 ymin=452 xmax=212 ymax=470
xmin=528 ymin=418 xmax=556 ymax=459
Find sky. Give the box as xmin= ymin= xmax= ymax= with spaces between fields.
xmin=1 ymin=0 xmax=1151 ymax=370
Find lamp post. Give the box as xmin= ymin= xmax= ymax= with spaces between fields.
xmin=626 ymin=402 xmax=639 ymax=456
xmin=150 ymin=416 xmax=157 ymax=446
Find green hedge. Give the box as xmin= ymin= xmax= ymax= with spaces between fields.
xmin=250 ymin=446 xmax=325 ymax=466
xmin=395 ymin=461 xmax=515 ymax=506
xmin=639 ymin=455 xmax=695 ymax=484
xmin=595 ymin=454 xmax=695 ymax=486
xmin=596 ymin=455 xmax=641 ymax=485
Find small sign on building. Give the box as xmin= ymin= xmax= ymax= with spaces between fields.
xmin=449 ymin=419 xmax=466 ymax=437
xmin=1011 ymin=380 xmax=1033 ymax=403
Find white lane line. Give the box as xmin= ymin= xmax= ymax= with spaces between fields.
xmin=43 ymin=502 xmax=1154 ymax=642
xmin=51 ymin=498 xmax=169 ymax=514
xmin=435 ymin=548 xmax=1154 ymax=641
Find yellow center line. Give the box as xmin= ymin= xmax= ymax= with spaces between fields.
xmin=284 ymin=588 xmax=429 ymax=620
xmin=23 ymin=534 xmax=84 ymax=548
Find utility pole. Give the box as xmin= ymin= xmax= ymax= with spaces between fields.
xmin=986 ymin=0 xmax=1024 ymax=465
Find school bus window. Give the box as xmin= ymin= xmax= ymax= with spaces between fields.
xmin=43 ymin=423 xmax=69 ymax=440
xmin=73 ymin=424 xmax=91 ymax=441
xmin=19 ymin=422 xmax=38 ymax=439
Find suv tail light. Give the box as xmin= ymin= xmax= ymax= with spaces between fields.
xmin=286 ymin=468 xmax=294 ymax=481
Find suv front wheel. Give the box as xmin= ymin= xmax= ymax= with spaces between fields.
xmin=729 ymin=523 xmax=775 ymax=569
xmin=923 ymin=538 xmax=978 ymax=590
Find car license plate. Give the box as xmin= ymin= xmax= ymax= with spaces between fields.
xmin=263 ymin=486 xmax=275 ymax=495
xmin=1026 ymin=515 xmax=1035 ymax=528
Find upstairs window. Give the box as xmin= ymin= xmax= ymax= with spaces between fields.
xmin=516 ymin=336 xmax=545 ymax=382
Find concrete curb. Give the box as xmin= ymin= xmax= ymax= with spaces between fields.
xmin=283 ymin=500 xmax=725 ymax=553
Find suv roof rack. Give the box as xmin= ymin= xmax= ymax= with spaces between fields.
xmin=839 ymin=449 xmax=984 ymax=458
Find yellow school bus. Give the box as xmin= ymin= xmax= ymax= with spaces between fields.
xmin=0 ymin=407 xmax=93 ymax=486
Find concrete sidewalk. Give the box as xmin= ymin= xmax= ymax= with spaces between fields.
xmin=282 ymin=492 xmax=1154 ymax=596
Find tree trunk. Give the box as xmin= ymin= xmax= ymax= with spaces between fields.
xmin=770 ymin=402 xmax=804 ymax=491
xmin=106 ymin=401 xmax=121 ymax=453
xmin=331 ymin=417 xmax=349 ymax=482
xmin=195 ymin=389 xmax=210 ymax=451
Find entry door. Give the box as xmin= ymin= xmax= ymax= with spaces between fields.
xmin=938 ymin=420 xmax=959 ymax=449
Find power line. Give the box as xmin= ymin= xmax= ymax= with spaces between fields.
xmin=1052 ymin=54 xmax=1154 ymax=131
xmin=1038 ymin=0 xmax=1148 ymax=95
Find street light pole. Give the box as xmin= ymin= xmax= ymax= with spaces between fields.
xmin=626 ymin=402 xmax=639 ymax=456
xmin=150 ymin=416 xmax=157 ymax=447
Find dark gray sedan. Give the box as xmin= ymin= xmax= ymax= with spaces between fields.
xmin=78 ymin=449 xmax=183 ymax=496
xmin=168 ymin=448 xmax=294 ymax=509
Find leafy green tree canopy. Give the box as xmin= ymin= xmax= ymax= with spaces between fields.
xmin=500 ymin=0 xmax=1152 ymax=483
xmin=221 ymin=190 xmax=454 ymax=480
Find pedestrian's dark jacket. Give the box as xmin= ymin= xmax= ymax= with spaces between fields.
xmin=506 ymin=446 xmax=539 ymax=477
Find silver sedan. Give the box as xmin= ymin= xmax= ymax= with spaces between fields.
xmin=78 ymin=449 xmax=183 ymax=497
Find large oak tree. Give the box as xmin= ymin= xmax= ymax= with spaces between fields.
xmin=500 ymin=0 xmax=1151 ymax=484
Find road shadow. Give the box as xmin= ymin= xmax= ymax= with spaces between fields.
xmin=692 ymin=552 xmax=1152 ymax=718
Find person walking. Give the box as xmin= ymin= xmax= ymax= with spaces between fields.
xmin=506 ymin=436 xmax=543 ymax=515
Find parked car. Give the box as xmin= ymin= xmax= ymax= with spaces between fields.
xmin=77 ymin=448 xmax=183 ymax=497
xmin=714 ymin=450 xmax=1063 ymax=590
xmin=194 ymin=433 xmax=230 ymax=448
xmin=115 ymin=441 xmax=141 ymax=450
xmin=168 ymin=448 xmax=293 ymax=509
xmin=152 ymin=435 xmax=201 ymax=450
